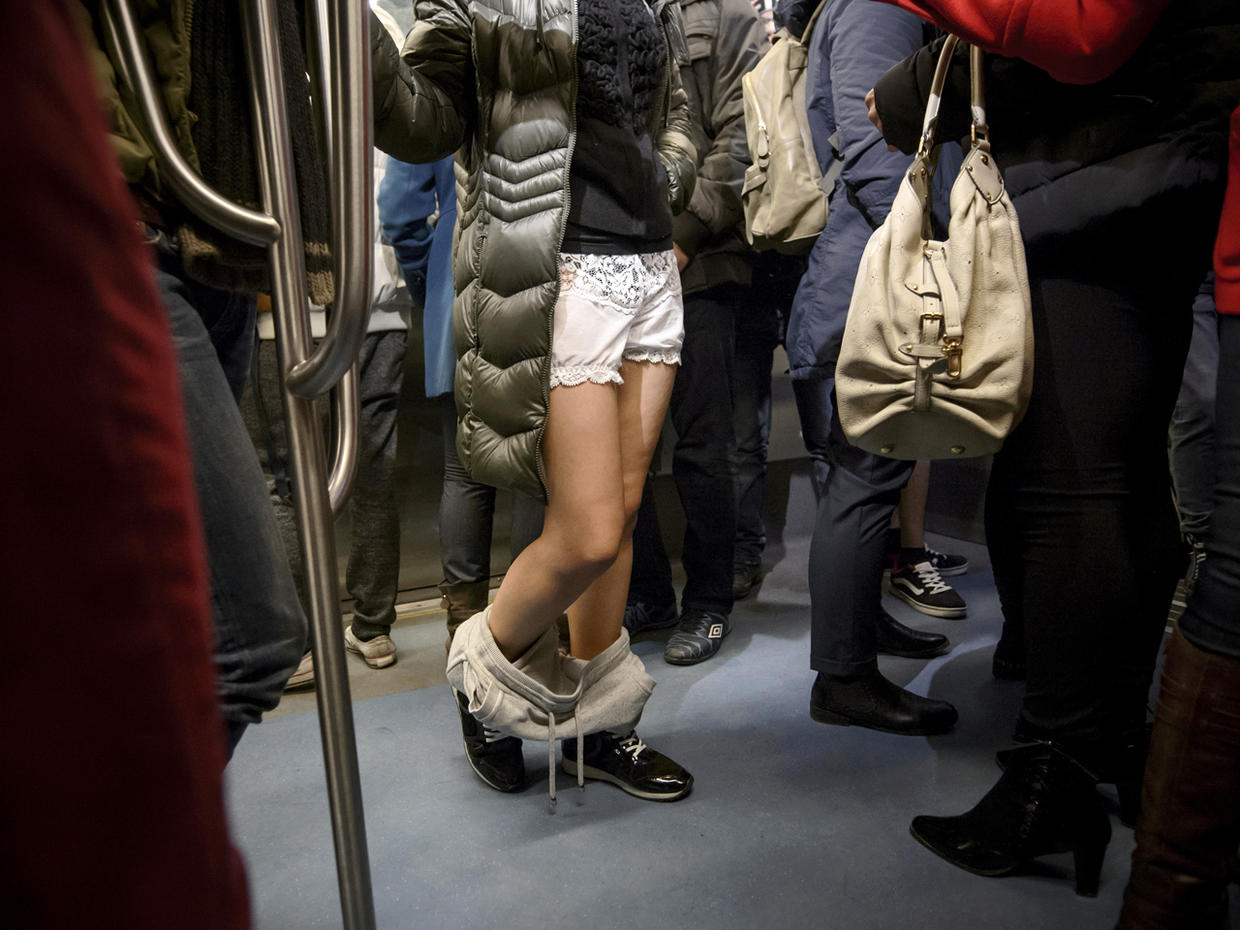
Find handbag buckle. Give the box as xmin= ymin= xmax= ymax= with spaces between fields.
xmin=943 ymin=337 xmax=963 ymax=378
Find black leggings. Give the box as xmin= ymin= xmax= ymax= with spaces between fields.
xmin=986 ymin=236 xmax=1209 ymax=757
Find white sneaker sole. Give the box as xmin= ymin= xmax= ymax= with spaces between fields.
xmin=884 ymin=580 xmax=968 ymax=619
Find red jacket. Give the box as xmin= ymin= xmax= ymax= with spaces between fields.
xmin=877 ymin=0 xmax=1170 ymax=84
xmin=877 ymin=0 xmax=1239 ymax=314
xmin=1216 ymin=105 xmax=1240 ymax=314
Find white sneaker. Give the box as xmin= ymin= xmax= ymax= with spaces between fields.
xmin=345 ymin=626 xmax=397 ymax=669
xmin=284 ymin=651 xmax=315 ymax=690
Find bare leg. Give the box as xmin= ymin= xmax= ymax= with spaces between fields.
xmin=486 ymin=361 xmax=676 ymax=660
xmin=568 ymin=359 xmax=677 ymax=659
xmin=487 ymin=380 xmax=624 ymax=659
xmin=897 ymin=458 xmax=930 ymax=549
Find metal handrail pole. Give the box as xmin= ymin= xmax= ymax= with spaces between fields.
xmin=284 ymin=0 xmax=373 ymax=399
xmin=329 ymin=363 xmax=361 ymax=515
xmin=240 ymin=2 xmax=376 ymax=929
xmin=103 ymin=0 xmax=279 ymax=246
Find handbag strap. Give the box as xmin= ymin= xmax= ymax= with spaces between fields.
xmin=915 ymin=36 xmax=988 ymax=160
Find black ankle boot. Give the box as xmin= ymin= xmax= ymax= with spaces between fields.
xmin=810 ymin=670 xmax=958 ymax=735
xmin=996 ymin=721 xmax=1149 ymax=827
xmin=912 ymin=742 xmax=1112 ymax=896
xmin=454 ymin=690 xmax=526 ymax=793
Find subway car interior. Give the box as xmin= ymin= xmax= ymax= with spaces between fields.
xmin=14 ymin=0 xmax=1239 ymax=928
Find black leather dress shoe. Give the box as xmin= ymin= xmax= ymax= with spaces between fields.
xmin=875 ymin=610 xmax=950 ymax=658
xmin=455 ymin=691 xmax=526 ymax=793
xmin=810 ymin=670 xmax=958 ymax=735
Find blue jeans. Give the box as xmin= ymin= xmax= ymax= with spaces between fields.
xmin=1180 ymin=313 xmax=1240 ymax=658
xmin=1169 ymin=276 xmax=1220 ymax=541
xmin=155 ymin=241 xmax=307 ymax=756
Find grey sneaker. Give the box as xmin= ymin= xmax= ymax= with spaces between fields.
xmin=345 ymin=626 xmax=397 ymax=669
xmin=664 ymin=609 xmax=731 ymax=665
xmin=283 ymin=651 xmax=315 ymax=690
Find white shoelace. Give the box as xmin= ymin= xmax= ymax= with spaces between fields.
xmin=910 ymin=561 xmax=951 ymax=595
xmin=618 ymin=732 xmax=647 ymax=758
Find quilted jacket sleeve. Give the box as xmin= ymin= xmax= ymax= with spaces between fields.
xmin=371 ymin=0 xmax=474 ymax=164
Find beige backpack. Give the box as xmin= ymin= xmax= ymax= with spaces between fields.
xmin=740 ymin=0 xmax=837 ymax=254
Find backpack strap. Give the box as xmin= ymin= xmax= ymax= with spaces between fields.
xmin=798 ymin=0 xmax=830 ymax=44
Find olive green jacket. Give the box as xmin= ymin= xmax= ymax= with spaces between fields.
xmin=78 ymin=0 xmax=198 ymax=196
xmin=371 ymin=0 xmax=697 ymax=500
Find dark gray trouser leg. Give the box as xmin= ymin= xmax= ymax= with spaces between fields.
xmin=808 ymin=395 xmax=912 ymax=676
xmin=347 ymin=329 xmax=406 ymax=640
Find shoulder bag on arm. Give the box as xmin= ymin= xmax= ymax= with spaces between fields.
xmin=835 ymin=36 xmax=1032 ymax=460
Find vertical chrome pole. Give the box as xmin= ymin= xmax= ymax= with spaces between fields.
xmin=240 ymin=3 xmax=376 ymax=928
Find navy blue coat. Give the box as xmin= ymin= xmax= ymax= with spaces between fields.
xmin=779 ymin=0 xmax=954 ymax=381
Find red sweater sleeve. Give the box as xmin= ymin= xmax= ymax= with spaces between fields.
xmin=1215 ymin=105 xmax=1240 ymax=315
xmin=875 ymin=0 xmax=1171 ymax=84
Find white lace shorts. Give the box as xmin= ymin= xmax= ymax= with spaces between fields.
xmin=549 ymin=251 xmax=684 ymax=388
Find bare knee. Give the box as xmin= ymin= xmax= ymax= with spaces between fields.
xmin=544 ymin=511 xmax=625 ymax=579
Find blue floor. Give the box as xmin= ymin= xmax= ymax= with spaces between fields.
xmin=225 ymin=517 xmax=1164 ymax=930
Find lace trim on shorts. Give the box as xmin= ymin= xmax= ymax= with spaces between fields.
xmin=550 ymin=365 xmax=626 ymax=388
xmin=622 ymin=349 xmax=681 ymax=366
xmin=558 ymin=252 xmax=679 ymax=315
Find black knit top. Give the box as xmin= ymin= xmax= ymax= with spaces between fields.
xmin=561 ymin=0 xmax=672 ymax=255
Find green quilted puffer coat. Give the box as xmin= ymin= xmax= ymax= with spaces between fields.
xmin=371 ymin=0 xmax=697 ymax=501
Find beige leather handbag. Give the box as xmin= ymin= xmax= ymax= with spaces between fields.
xmin=835 ymin=37 xmax=1033 ymax=460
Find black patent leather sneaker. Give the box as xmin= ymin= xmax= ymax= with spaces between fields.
xmin=875 ymin=610 xmax=950 ymax=659
xmin=810 ymin=670 xmax=958 ymax=736
xmin=455 ymin=691 xmax=526 ymax=793
xmin=562 ymin=730 xmax=693 ymax=802
xmin=664 ymin=609 xmax=731 ymax=665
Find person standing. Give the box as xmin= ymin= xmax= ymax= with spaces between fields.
xmin=372 ymin=0 xmax=700 ymax=801
xmin=777 ymin=0 xmax=959 ymax=737
xmin=623 ymin=0 xmax=769 ymax=666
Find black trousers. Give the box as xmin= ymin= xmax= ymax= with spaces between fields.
xmin=629 ymin=283 xmax=740 ymax=615
xmin=803 ymin=383 xmax=912 ymax=675
xmin=991 ymin=207 xmax=1215 ymax=755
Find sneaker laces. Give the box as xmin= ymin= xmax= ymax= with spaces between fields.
xmin=910 ymin=561 xmax=952 ymax=595
xmin=618 ymin=731 xmax=647 ymax=759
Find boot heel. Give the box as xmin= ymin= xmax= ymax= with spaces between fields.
xmin=1072 ymin=838 xmax=1107 ymax=897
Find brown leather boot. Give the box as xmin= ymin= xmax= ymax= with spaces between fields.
xmin=439 ymin=579 xmax=491 ymax=655
xmin=1116 ymin=628 xmax=1240 ymax=929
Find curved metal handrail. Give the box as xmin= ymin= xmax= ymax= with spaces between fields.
xmin=106 ymin=1 xmax=376 ymax=927
xmin=329 ymin=363 xmax=361 ymax=514
xmin=103 ymin=0 xmax=280 ymax=246
xmin=284 ymin=0 xmax=373 ymax=399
